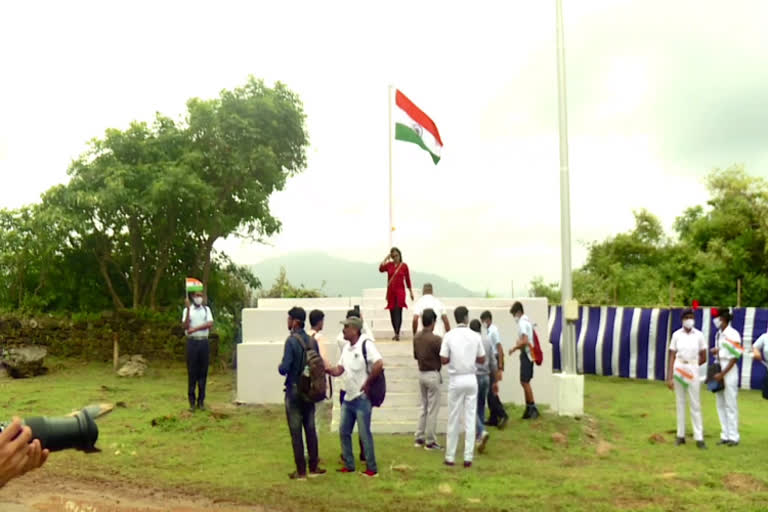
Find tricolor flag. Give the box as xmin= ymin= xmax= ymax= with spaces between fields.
xmin=722 ymin=337 xmax=744 ymax=359
xmin=394 ymin=89 xmax=443 ymax=164
xmin=673 ymin=366 xmax=695 ymax=388
xmin=186 ymin=277 xmax=204 ymax=293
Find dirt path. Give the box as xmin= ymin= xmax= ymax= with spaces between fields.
xmin=0 ymin=472 xmax=268 ymax=512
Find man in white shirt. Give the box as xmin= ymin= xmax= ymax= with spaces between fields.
xmin=326 ymin=317 xmax=383 ymax=477
xmin=440 ymin=306 xmax=485 ymax=468
xmin=666 ymin=308 xmax=707 ymax=449
xmin=710 ymin=308 xmax=743 ymax=446
xmin=307 ymin=309 xmax=330 ymax=367
xmin=182 ymin=290 xmax=214 ymax=412
xmin=481 ymin=310 xmax=508 ymax=429
xmin=412 ymin=283 xmax=451 ymax=338
xmin=508 ymin=302 xmax=539 ymax=419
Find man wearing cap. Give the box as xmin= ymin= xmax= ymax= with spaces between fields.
xmin=710 ymin=308 xmax=743 ymax=447
xmin=182 ymin=290 xmax=214 ymax=412
xmin=666 ymin=308 xmax=707 ymax=449
xmin=278 ymin=307 xmax=327 ymax=480
xmin=326 ymin=316 xmax=383 ymax=477
xmin=440 ymin=306 xmax=485 ymax=468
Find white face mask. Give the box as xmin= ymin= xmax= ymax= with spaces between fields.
xmin=683 ymin=319 xmax=694 ymax=330
xmin=514 ymin=315 xmax=521 ymax=324
xmin=713 ymin=317 xmax=722 ymax=330
xmin=193 ymin=296 xmax=204 ymax=306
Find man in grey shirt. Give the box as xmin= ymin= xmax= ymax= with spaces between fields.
xmin=470 ymin=319 xmax=496 ymax=454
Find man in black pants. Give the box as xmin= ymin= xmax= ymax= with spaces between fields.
xmin=278 ymin=307 xmax=327 ymax=480
xmin=182 ymin=290 xmax=213 ymax=412
xmin=482 ymin=311 xmax=508 ymax=429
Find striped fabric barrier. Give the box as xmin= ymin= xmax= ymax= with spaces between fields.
xmin=548 ymin=306 xmax=768 ymax=390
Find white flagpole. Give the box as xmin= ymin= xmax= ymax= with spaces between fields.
xmin=556 ymin=0 xmax=576 ymax=375
xmin=387 ymin=84 xmax=394 ymax=249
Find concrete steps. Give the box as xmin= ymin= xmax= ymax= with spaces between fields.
xmin=330 ymin=340 xmax=453 ymax=434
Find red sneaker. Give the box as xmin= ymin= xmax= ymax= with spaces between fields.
xmin=361 ymin=470 xmax=379 ymax=478
xmin=336 ymin=467 xmax=355 ymax=473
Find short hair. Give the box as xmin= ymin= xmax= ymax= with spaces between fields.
xmin=469 ymin=319 xmax=482 ymax=333
xmin=288 ymin=306 xmax=306 ymax=326
xmin=423 ymin=283 xmax=433 ymax=294
xmin=480 ymin=310 xmax=492 ymax=322
xmin=510 ymin=301 xmax=524 ymax=316
xmin=454 ymin=306 xmax=469 ymax=324
xmin=309 ymin=309 xmax=324 ymax=328
xmin=717 ymin=308 xmax=731 ymax=322
xmin=422 ymin=308 xmax=436 ymax=327
xmin=681 ymin=308 xmax=695 ymax=319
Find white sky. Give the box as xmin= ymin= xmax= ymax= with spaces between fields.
xmin=1 ymin=1 xmax=767 ymax=296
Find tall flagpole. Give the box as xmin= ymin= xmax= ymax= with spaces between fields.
xmin=387 ymin=84 xmax=394 ymax=249
xmin=556 ymin=0 xmax=576 ymax=375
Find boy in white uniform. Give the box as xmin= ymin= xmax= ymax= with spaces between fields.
xmin=710 ymin=308 xmax=743 ymax=447
xmin=440 ymin=306 xmax=485 ymax=468
xmin=666 ymin=308 xmax=707 ymax=448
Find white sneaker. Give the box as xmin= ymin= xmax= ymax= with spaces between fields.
xmin=478 ymin=431 xmax=490 ymax=454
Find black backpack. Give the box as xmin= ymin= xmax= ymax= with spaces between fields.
xmin=362 ymin=339 xmax=386 ymax=407
xmin=294 ymin=334 xmax=327 ymax=403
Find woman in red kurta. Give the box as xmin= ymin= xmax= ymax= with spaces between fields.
xmin=379 ymin=247 xmax=414 ymax=341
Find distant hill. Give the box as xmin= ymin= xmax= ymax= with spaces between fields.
xmin=248 ymin=252 xmax=477 ymax=297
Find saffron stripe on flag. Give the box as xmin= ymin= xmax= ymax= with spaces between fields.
xmin=395 ymin=90 xmax=443 ymax=145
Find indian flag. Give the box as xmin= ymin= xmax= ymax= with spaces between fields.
xmin=394 ymin=89 xmax=443 ymax=164
xmin=722 ymin=337 xmax=744 ymax=358
xmin=673 ymin=366 xmax=695 ymax=388
xmin=186 ymin=277 xmax=203 ymax=293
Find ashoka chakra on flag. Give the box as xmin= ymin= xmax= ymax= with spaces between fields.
xmin=394 ymin=89 xmax=443 ymax=164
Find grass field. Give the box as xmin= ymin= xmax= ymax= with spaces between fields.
xmin=1 ymin=359 xmax=767 ymax=511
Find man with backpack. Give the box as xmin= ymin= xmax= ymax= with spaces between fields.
xmin=326 ymin=316 xmax=383 ymax=477
xmin=278 ymin=307 xmax=327 ymax=480
xmin=508 ymin=301 xmax=539 ymax=419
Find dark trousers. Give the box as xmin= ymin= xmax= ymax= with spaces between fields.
xmin=487 ymin=373 xmax=508 ymax=424
xmin=340 ymin=390 xmax=365 ymax=460
xmin=286 ymin=385 xmax=319 ymax=475
xmin=186 ymin=337 xmax=209 ymax=406
xmin=389 ymin=308 xmax=403 ymax=336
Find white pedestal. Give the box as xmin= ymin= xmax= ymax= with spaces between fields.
xmin=552 ymin=373 xmax=584 ymax=417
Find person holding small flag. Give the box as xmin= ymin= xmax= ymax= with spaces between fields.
xmin=666 ymin=308 xmax=707 ymax=448
xmin=182 ymin=278 xmax=213 ymax=412
xmin=710 ymin=308 xmax=743 ymax=446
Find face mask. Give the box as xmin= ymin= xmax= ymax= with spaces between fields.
xmin=713 ymin=317 xmax=721 ymax=330
xmin=193 ymin=297 xmax=203 ymax=306
xmin=514 ymin=315 xmax=521 ymax=324
xmin=683 ymin=319 xmax=694 ymax=329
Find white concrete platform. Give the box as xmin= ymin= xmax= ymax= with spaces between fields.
xmin=237 ymin=290 xmax=558 ymax=433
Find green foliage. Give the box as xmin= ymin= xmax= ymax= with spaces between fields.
xmin=532 ymin=166 xmax=768 ymax=306
xmin=0 ymin=76 xmax=304 ymax=324
xmin=529 ymin=276 xmax=561 ymax=303
xmin=260 ymin=266 xmax=325 ymax=299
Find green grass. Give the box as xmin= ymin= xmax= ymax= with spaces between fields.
xmin=2 ymin=359 xmax=767 ymax=511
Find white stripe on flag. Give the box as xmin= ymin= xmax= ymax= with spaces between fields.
xmin=700 ymin=308 xmax=711 ymax=383
xmin=742 ymin=307 xmax=756 ymax=390
xmin=629 ymin=308 xmax=642 ymax=379
xmin=548 ymin=306 xmax=557 ymax=339
xmin=595 ymin=306 xmax=608 ymax=375
xmin=577 ymin=306 xmax=589 ymax=374
xmin=647 ymin=308 xmax=660 ymax=380
xmin=612 ymin=308 xmax=624 ymax=377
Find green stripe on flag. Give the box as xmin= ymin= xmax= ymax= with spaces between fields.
xmin=395 ymin=123 xmax=440 ymax=164
xmin=673 ymin=374 xmax=689 ymax=388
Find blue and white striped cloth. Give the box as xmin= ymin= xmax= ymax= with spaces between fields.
xmin=549 ymin=306 xmax=768 ymax=390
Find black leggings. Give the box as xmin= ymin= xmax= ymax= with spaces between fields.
xmin=390 ymin=308 xmax=403 ymax=336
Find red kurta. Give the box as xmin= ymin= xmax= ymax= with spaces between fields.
xmin=379 ymin=262 xmax=412 ymax=310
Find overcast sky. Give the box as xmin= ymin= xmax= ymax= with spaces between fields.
xmin=1 ymin=1 xmax=767 ymax=296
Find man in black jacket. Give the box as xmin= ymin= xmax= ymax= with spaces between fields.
xmin=278 ymin=307 xmax=327 ymax=480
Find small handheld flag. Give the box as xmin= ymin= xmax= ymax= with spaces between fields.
xmin=186 ymin=278 xmax=203 ymax=293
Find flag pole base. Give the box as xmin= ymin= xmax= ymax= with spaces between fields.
xmin=552 ymin=373 xmax=584 ymax=417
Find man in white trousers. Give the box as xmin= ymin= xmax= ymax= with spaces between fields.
xmin=666 ymin=308 xmax=707 ymax=449
xmin=710 ymin=308 xmax=743 ymax=447
xmin=439 ymin=306 xmax=485 ymax=468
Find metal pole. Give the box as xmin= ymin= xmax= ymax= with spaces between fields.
xmin=388 ymin=84 xmax=394 ymax=249
xmin=556 ymin=0 xmax=576 ymax=375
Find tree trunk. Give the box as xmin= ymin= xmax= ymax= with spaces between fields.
xmin=97 ymin=254 xmax=125 ymax=310
xmin=200 ymin=234 xmax=217 ymax=301
xmin=127 ymin=216 xmax=145 ymax=309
